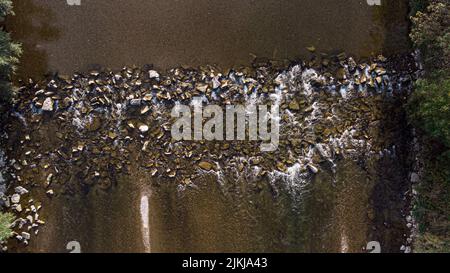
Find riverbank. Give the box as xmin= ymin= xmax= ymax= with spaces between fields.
xmin=0 ymin=0 xmax=22 ymax=247
xmin=407 ymin=0 xmax=450 ymax=252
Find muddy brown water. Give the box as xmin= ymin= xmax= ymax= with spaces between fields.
xmin=7 ymin=0 xmax=409 ymax=78
xmin=5 ymin=0 xmax=411 ymax=253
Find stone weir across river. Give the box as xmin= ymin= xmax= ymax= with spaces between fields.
xmin=0 ymin=53 xmax=417 ymax=252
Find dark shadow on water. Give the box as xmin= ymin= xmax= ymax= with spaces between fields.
xmin=373 ymin=0 xmax=411 ymax=56
xmin=369 ymin=89 xmax=413 ymax=253
xmin=367 ymin=0 xmax=413 ymax=253
xmin=6 ymin=0 xmax=60 ymax=80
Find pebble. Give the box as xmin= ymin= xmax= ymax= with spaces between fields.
xmin=139 ymin=125 xmax=149 ymax=133
xmin=149 ymin=70 xmax=160 ymax=79
xmin=410 ymin=172 xmax=420 ymax=183
xmin=11 ymin=194 xmax=20 ymax=204
xmin=42 ymin=97 xmax=54 ymax=111
xmin=199 ymin=161 xmax=214 ymax=171
xmin=15 ymin=186 xmax=29 ymax=195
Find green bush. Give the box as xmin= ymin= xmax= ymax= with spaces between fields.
xmin=408 ymin=73 xmax=450 ymax=148
xmin=0 ymin=212 xmax=14 ymax=241
xmin=409 ymin=0 xmax=450 ymax=148
xmin=0 ymin=0 xmax=21 ymax=110
xmin=410 ymin=0 xmax=450 ymax=71
xmin=409 ymin=0 xmax=450 ymax=253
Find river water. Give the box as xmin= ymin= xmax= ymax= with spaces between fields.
xmin=7 ymin=0 xmax=409 ymax=78
xmin=4 ymin=0 xmax=412 ymax=253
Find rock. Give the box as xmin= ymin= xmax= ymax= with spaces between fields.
xmin=21 ymin=232 xmax=31 ymax=240
xmin=61 ymin=97 xmax=73 ymax=109
xmin=15 ymin=186 xmax=29 ymax=195
xmin=212 ymin=77 xmax=221 ymax=89
xmin=141 ymin=106 xmax=150 ymax=115
xmin=182 ymin=178 xmax=192 ymax=185
xmin=410 ymin=172 xmax=420 ymax=183
xmin=108 ymin=132 xmax=118 ymax=140
xmin=316 ymin=144 xmax=331 ymax=159
xmin=46 ymin=190 xmax=54 ymax=196
xmin=149 ymin=70 xmax=160 ymax=79
xmin=306 ymin=46 xmax=316 ymax=53
xmin=199 ymin=161 xmax=214 ymax=171
xmin=4 ymin=197 xmax=10 ymax=208
xmin=336 ymin=68 xmax=347 ymax=80
xmin=168 ymin=170 xmax=176 ymax=178
xmin=15 ymin=204 xmax=22 ymax=213
xmin=46 ymin=173 xmax=53 ymax=187
xmin=11 ymin=194 xmax=20 ymax=204
xmin=42 ymin=97 xmax=54 ymax=111
xmin=406 ymin=215 xmax=413 ymax=223
xmin=288 ymin=100 xmax=300 ymax=111
xmin=143 ymin=94 xmax=153 ymax=101
xmin=130 ymin=99 xmax=142 ymax=106
xmin=276 ymin=162 xmax=287 ymax=172
xmin=139 ymin=125 xmax=149 ymax=133
xmin=86 ymin=116 xmax=102 ymax=132
xmin=307 ymin=164 xmax=319 ymax=174
xmin=404 ymin=246 xmax=411 ymax=253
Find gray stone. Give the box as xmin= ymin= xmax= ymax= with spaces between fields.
xmin=15 ymin=186 xmax=29 ymax=195
xmin=130 ymin=99 xmax=142 ymax=106
xmin=307 ymin=164 xmax=319 ymax=174
xmin=410 ymin=172 xmax=420 ymax=183
xmin=15 ymin=204 xmax=22 ymax=213
xmin=139 ymin=124 xmax=149 ymax=133
xmin=11 ymin=193 xmax=20 ymax=204
xmin=149 ymin=70 xmax=160 ymax=79
xmin=21 ymin=232 xmax=31 ymax=240
xmin=42 ymin=97 xmax=54 ymax=111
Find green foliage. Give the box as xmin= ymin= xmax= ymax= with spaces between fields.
xmin=0 ymin=0 xmax=13 ymax=19
xmin=0 ymin=0 xmax=21 ymax=110
xmin=412 ymin=143 xmax=450 ymax=252
xmin=0 ymin=212 xmax=14 ymax=241
xmin=408 ymin=74 xmax=450 ymax=147
xmin=409 ymin=0 xmax=450 ymax=253
xmin=410 ymin=0 xmax=450 ymax=71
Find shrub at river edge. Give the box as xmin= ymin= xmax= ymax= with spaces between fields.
xmin=0 ymin=0 xmax=21 ymax=117
xmin=0 ymin=212 xmax=13 ymax=242
xmin=408 ymin=0 xmax=450 ymax=252
xmin=0 ymin=0 xmax=20 ymax=241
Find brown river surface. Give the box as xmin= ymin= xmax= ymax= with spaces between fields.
xmin=5 ymin=0 xmax=411 ymax=253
